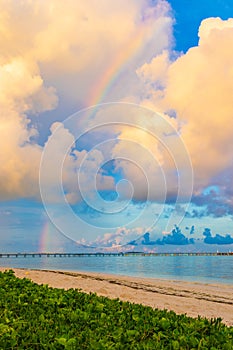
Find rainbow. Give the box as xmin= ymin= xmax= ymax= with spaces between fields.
xmin=39 ymin=23 xmax=147 ymax=249
xmin=39 ymin=220 xmax=57 ymax=253
xmin=89 ymin=23 xmax=146 ymax=106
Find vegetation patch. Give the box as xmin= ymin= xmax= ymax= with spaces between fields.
xmin=0 ymin=270 xmax=232 ymax=349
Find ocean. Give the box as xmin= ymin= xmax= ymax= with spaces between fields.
xmin=0 ymin=255 xmax=232 ymax=284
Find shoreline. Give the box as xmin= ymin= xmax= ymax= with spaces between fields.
xmin=1 ymin=267 xmax=232 ymax=326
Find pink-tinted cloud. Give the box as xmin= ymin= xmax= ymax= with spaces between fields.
xmin=0 ymin=0 xmax=173 ymax=201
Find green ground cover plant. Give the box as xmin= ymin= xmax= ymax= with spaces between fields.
xmin=0 ymin=270 xmax=232 ymax=349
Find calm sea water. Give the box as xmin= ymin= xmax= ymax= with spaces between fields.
xmin=0 ymin=255 xmax=232 ymax=284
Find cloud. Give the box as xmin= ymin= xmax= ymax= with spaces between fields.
xmin=104 ymin=104 xmax=192 ymax=204
xmin=35 ymin=0 xmax=173 ymax=106
xmin=190 ymin=225 xmax=195 ymax=234
xmin=155 ymin=225 xmax=194 ymax=245
xmin=40 ymin=122 xmax=116 ymax=204
xmin=164 ymin=18 xmax=233 ymax=192
xmin=203 ymin=227 xmax=233 ymax=245
xmin=128 ymin=226 xmax=194 ymax=246
xmin=0 ymin=5 xmax=58 ymax=200
xmin=190 ymin=173 xmax=233 ymax=217
xmin=138 ymin=17 xmax=233 ymax=214
xmin=0 ymin=0 xmax=173 ymax=202
xmin=77 ymin=226 xmax=144 ymax=247
xmin=1 ymin=0 xmax=233 ymax=227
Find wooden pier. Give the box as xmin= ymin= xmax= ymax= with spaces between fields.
xmin=0 ymin=252 xmax=232 ymax=258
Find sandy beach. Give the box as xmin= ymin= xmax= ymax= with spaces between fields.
xmin=1 ymin=267 xmax=232 ymax=326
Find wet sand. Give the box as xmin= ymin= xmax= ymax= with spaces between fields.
xmin=1 ymin=267 xmax=232 ymax=326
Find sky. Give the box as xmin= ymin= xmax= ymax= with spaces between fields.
xmin=1 ymin=0 xmax=233 ymax=252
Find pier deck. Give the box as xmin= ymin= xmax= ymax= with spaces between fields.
xmin=0 ymin=252 xmax=232 ymax=258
